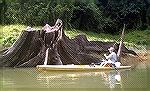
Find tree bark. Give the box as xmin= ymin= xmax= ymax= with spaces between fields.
xmin=0 ymin=25 xmax=137 ymax=68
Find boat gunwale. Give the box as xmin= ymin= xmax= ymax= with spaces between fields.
xmin=36 ymin=65 xmax=131 ymax=72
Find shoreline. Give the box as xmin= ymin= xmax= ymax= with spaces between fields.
xmin=1 ymin=24 xmax=150 ymax=47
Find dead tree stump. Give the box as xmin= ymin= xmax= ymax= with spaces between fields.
xmin=0 ymin=20 xmax=138 ymax=67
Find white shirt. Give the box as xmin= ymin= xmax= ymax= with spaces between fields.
xmin=105 ymin=52 xmax=117 ymax=64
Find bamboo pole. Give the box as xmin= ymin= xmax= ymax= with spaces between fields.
xmin=117 ymin=24 xmax=125 ymax=62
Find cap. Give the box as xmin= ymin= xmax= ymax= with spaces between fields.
xmin=108 ymin=47 xmax=115 ymax=51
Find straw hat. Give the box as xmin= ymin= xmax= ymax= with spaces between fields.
xmin=108 ymin=47 xmax=115 ymax=51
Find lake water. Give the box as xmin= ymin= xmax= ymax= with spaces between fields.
xmin=0 ymin=63 xmax=150 ymax=91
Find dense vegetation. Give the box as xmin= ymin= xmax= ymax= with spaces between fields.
xmin=1 ymin=0 xmax=150 ymax=33
xmin=0 ymin=0 xmax=150 ymax=47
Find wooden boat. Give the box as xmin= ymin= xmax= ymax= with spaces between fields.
xmin=36 ymin=65 xmax=131 ymax=72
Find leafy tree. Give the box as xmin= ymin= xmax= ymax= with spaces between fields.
xmin=0 ymin=0 xmax=7 ymax=24
xmin=1 ymin=0 xmax=150 ymax=33
xmin=99 ymin=0 xmax=149 ymax=30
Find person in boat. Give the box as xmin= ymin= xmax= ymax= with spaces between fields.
xmin=100 ymin=47 xmax=117 ymax=67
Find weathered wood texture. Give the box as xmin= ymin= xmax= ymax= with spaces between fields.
xmin=0 ymin=19 xmax=137 ymax=67
xmin=0 ymin=29 xmax=137 ymax=67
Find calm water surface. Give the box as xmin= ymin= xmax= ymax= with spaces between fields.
xmin=0 ymin=64 xmax=150 ymax=91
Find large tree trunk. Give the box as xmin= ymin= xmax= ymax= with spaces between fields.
xmin=0 ymin=22 xmax=138 ymax=68
xmin=0 ymin=30 xmax=42 ymax=67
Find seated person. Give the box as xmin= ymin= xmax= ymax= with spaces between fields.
xmin=100 ymin=47 xmax=117 ymax=67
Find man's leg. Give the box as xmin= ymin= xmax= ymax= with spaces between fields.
xmin=111 ymin=63 xmax=119 ymax=71
xmin=111 ymin=64 xmax=116 ymax=68
xmin=100 ymin=62 xmax=104 ymax=67
xmin=101 ymin=61 xmax=108 ymax=67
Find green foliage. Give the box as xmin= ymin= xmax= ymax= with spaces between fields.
xmin=0 ymin=0 xmax=150 ymax=35
xmin=0 ymin=25 xmax=149 ymax=48
xmin=125 ymin=29 xmax=150 ymax=46
xmin=0 ymin=25 xmax=26 ymax=47
xmin=99 ymin=0 xmax=148 ymax=31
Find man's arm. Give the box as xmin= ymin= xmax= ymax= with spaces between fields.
xmin=104 ymin=53 xmax=113 ymax=60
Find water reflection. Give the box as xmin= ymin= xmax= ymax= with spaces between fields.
xmin=36 ymin=71 xmax=102 ymax=88
xmin=1 ymin=68 xmax=148 ymax=89
xmin=100 ymin=71 xmax=123 ymax=88
xmin=36 ymin=70 xmax=129 ymax=88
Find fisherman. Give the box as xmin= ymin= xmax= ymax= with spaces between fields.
xmin=100 ymin=47 xmax=117 ymax=67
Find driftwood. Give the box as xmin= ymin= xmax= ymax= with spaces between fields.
xmin=0 ymin=20 xmax=137 ymax=67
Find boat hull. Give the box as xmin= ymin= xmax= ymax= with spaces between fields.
xmin=36 ymin=65 xmax=131 ymax=72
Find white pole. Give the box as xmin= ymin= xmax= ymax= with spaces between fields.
xmin=117 ymin=24 xmax=125 ymax=62
xmin=44 ymin=48 xmax=49 ymax=65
